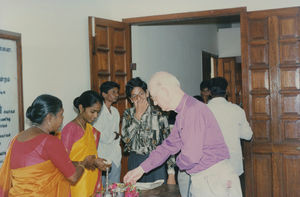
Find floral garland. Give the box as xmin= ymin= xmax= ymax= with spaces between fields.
xmin=108 ymin=183 xmax=139 ymax=197
xmin=92 ymin=183 xmax=139 ymax=197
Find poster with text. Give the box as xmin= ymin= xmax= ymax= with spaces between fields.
xmin=0 ymin=38 xmax=19 ymax=167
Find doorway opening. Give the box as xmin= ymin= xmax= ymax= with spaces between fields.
xmin=126 ymin=9 xmax=245 ymax=105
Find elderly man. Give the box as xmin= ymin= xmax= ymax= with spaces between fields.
xmin=124 ymin=72 xmax=242 ymax=197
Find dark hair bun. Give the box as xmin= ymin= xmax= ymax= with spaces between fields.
xmin=73 ymin=90 xmax=102 ymax=110
xmin=73 ymin=97 xmax=80 ymax=109
xmin=26 ymin=94 xmax=62 ymax=125
xmin=25 ymin=106 xmax=34 ymax=120
xmin=26 ymin=103 xmax=46 ymax=124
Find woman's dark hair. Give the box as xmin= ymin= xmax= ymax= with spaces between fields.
xmin=208 ymin=77 xmax=228 ymax=97
xmin=125 ymin=77 xmax=147 ymax=98
xmin=100 ymin=81 xmax=120 ymax=94
xmin=26 ymin=94 xmax=63 ymax=125
xmin=73 ymin=90 xmax=103 ymax=110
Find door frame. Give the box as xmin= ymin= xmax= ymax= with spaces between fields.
xmin=123 ymin=6 xmax=249 ymax=116
xmin=122 ymin=6 xmax=250 ymax=195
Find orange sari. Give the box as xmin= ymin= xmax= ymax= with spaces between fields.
xmin=0 ymin=136 xmax=70 ymax=197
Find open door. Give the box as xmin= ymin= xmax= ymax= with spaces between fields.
xmin=88 ymin=17 xmax=132 ymax=180
xmin=216 ymin=57 xmax=242 ymax=105
xmin=244 ymin=7 xmax=300 ymax=197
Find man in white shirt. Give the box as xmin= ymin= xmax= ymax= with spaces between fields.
xmin=93 ymin=81 xmax=122 ymax=185
xmin=207 ymin=77 xmax=253 ymax=192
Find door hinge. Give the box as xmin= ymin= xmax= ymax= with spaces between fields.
xmin=130 ymin=63 xmax=136 ymax=70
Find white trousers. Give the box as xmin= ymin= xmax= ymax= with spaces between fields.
xmin=190 ymin=160 xmax=242 ymax=197
xmin=177 ymin=170 xmax=191 ymax=197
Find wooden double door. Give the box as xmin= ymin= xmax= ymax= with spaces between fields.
xmin=244 ymin=7 xmax=300 ymax=197
xmin=89 ymin=6 xmax=300 ymax=197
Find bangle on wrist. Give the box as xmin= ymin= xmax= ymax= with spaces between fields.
xmin=167 ymin=168 xmax=175 ymax=175
xmin=78 ymin=162 xmax=85 ymax=169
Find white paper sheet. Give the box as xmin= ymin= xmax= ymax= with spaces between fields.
xmin=135 ymin=179 xmax=164 ymax=190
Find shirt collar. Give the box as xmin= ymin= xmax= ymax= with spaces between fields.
xmin=101 ymin=103 xmax=113 ymax=116
xmin=102 ymin=103 xmax=109 ymax=112
xmin=175 ymin=93 xmax=188 ymax=113
xmin=208 ymin=97 xmax=227 ymax=104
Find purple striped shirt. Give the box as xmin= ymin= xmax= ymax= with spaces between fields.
xmin=141 ymin=94 xmax=229 ymax=174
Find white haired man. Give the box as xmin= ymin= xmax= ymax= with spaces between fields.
xmin=124 ymin=71 xmax=242 ymax=197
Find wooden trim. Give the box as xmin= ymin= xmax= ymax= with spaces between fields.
xmin=0 ymin=30 xmax=24 ymax=132
xmin=95 ymin=17 xmax=127 ymax=28
xmin=97 ymin=47 xmax=109 ymax=52
xmin=97 ymin=71 xmax=110 ymax=77
xmin=247 ymin=6 xmax=299 ymax=17
xmin=239 ymin=9 xmax=253 ymax=197
xmin=16 ymin=35 xmax=24 ymax=132
xmin=123 ymin=7 xmax=246 ymax=24
xmin=88 ymin=16 xmax=95 ymax=90
xmin=127 ymin=26 xmax=132 ymax=82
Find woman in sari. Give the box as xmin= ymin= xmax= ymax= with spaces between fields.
xmin=61 ymin=90 xmax=110 ymax=197
xmin=0 ymin=94 xmax=95 ymax=197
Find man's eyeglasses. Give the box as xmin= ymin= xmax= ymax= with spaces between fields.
xmin=130 ymin=91 xmax=145 ymax=100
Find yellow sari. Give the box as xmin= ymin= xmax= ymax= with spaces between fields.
xmin=0 ymin=136 xmax=70 ymax=197
xmin=69 ymin=123 xmax=99 ymax=197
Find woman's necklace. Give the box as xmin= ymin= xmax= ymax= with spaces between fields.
xmin=33 ymin=125 xmax=49 ymax=134
xmin=76 ymin=119 xmax=85 ymax=131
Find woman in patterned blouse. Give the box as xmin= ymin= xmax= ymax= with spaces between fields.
xmin=121 ymin=77 xmax=176 ymax=184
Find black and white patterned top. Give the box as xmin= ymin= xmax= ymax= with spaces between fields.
xmin=121 ymin=105 xmax=176 ymax=171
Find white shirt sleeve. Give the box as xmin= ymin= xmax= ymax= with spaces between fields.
xmin=238 ymin=109 xmax=253 ymax=140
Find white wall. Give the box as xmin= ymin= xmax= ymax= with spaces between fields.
xmin=218 ymin=27 xmax=241 ymax=58
xmin=132 ymin=24 xmax=218 ymax=96
xmin=0 ymin=0 xmax=114 ymax=127
xmin=106 ymin=0 xmax=299 ymax=20
xmin=0 ymin=0 xmax=299 ymax=128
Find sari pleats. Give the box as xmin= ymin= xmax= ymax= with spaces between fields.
xmin=69 ymin=123 xmax=100 ymax=197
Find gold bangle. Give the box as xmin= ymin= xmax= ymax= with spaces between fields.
xmin=78 ymin=162 xmax=85 ymax=169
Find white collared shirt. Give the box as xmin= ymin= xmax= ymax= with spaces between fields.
xmin=207 ymin=97 xmax=253 ymax=175
xmin=93 ymin=104 xmax=121 ymax=166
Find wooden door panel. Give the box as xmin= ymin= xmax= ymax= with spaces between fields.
xmin=249 ymin=44 xmax=268 ymax=65
xmin=251 ymin=119 xmax=271 ymax=142
xmin=96 ymin=25 xmax=109 ymax=46
xmin=280 ymin=41 xmax=300 ymax=64
xmin=216 ymin=57 xmax=237 ymax=103
xmin=89 ymin=16 xmax=132 ymax=181
xmin=250 ymin=69 xmax=269 ymax=91
xmin=95 ymin=52 xmax=109 ymax=72
xmin=248 ymin=19 xmax=268 ymax=41
xmin=114 ymin=53 xmax=125 ymax=72
xmin=253 ymin=153 xmax=273 ymax=197
xmin=245 ymin=7 xmax=300 ymax=197
xmin=112 ymin=29 xmax=127 ymax=73
xmin=90 ymin=17 xmax=131 ymax=115
xmin=251 ymin=95 xmax=270 ymax=115
xmin=279 ymin=15 xmax=300 ymax=38
xmin=280 ymin=119 xmax=300 ymax=143
xmin=280 ymin=94 xmax=300 ymax=114
xmin=283 ymin=154 xmax=300 ymax=197
xmin=280 ymin=68 xmax=300 ymax=90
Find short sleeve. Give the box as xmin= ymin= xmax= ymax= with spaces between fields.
xmin=44 ymin=136 xmax=76 ymax=178
xmin=61 ymin=123 xmax=83 ymax=154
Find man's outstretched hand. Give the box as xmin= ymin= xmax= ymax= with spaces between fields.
xmin=123 ymin=166 xmax=145 ymax=184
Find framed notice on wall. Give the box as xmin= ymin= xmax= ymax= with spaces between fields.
xmin=0 ymin=30 xmax=24 ymax=167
